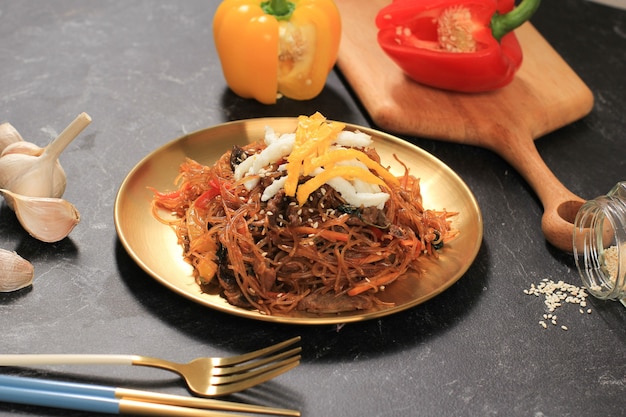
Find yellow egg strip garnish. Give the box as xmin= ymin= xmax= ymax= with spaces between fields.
xmin=285 ymin=112 xmax=344 ymax=196
xmin=310 ymin=148 xmax=399 ymax=186
xmin=284 ymin=112 xmax=400 ymax=206
xmin=296 ymin=166 xmax=385 ymax=206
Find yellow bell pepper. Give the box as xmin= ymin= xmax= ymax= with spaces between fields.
xmin=213 ymin=0 xmax=341 ymax=104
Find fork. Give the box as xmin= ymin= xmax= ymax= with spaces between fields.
xmin=0 ymin=336 xmax=301 ymax=397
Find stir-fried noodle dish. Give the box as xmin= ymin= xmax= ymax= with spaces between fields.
xmin=151 ymin=113 xmax=457 ymax=315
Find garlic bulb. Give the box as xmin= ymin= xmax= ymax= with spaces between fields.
xmin=0 ymin=189 xmax=81 ymax=243
xmin=0 ymin=122 xmax=24 ymax=154
xmin=0 ymin=112 xmax=91 ymax=199
xmin=0 ymin=248 xmax=34 ymax=292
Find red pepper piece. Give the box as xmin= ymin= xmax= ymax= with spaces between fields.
xmin=376 ymin=0 xmax=541 ymax=93
xmin=194 ymin=178 xmax=224 ymax=209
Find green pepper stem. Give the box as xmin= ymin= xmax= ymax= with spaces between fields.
xmin=261 ymin=0 xmax=295 ymax=20
xmin=491 ymin=0 xmax=542 ymax=41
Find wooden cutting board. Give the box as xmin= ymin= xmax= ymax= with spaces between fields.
xmin=335 ymin=0 xmax=594 ymax=252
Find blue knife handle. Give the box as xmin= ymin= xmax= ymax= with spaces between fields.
xmin=0 ymin=384 xmax=120 ymax=414
xmin=0 ymin=374 xmax=117 ymax=398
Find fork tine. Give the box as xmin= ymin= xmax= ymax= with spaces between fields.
xmin=211 ymin=354 xmax=301 ymax=385
xmin=212 ymin=347 xmax=302 ymax=376
xmin=214 ymin=336 xmax=301 ymax=366
xmin=207 ymin=359 xmax=301 ymax=397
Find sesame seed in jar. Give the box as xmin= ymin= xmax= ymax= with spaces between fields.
xmin=604 ymin=245 xmax=619 ymax=281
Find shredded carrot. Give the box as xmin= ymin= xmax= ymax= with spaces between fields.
xmin=347 ymin=272 xmax=401 ymax=296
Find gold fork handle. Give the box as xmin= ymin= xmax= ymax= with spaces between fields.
xmin=0 ymin=354 xmax=139 ymax=366
xmin=0 ymin=354 xmax=186 ymax=381
xmin=129 ymin=355 xmax=184 ymax=376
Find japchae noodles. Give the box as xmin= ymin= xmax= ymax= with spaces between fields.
xmin=151 ymin=113 xmax=456 ymax=315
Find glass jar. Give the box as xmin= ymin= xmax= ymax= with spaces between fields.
xmin=573 ymin=181 xmax=626 ymax=307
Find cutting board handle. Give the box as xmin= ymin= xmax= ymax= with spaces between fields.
xmin=492 ymin=131 xmax=585 ymax=253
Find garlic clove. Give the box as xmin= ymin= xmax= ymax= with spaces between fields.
xmin=0 ymin=153 xmax=67 ymax=199
xmin=0 ymin=248 xmax=34 ymax=292
xmin=0 ymin=189 xmax=80 ymax=243
xmin=0 ymin=122 xmax=24 ymax=154
xmin=1 ymin=140 xmax=43 ymax=157
xmin=0 ymin=112 xmax=90 ymax=199
xmin=0 ymin=141 xmax=67 ymax=199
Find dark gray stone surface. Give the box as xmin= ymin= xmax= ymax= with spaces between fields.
xmin=1 ymin=1 xmax=624 ymax=416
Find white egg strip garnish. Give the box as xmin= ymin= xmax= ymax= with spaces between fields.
xmin=236 ymin=116 xmax=397 ymax=207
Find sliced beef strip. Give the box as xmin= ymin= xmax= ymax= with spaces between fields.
xmin=297 ymin=292 xmax=374 ymax=313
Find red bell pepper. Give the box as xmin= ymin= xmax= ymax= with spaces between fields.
xmin=375 ymin=0 xmax=541 ymax=93
xmin=194 ymin=177 xmax=227 ymax=209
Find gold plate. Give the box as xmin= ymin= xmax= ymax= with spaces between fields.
xmin=114 ymin=118 xmax=483 ymax=325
